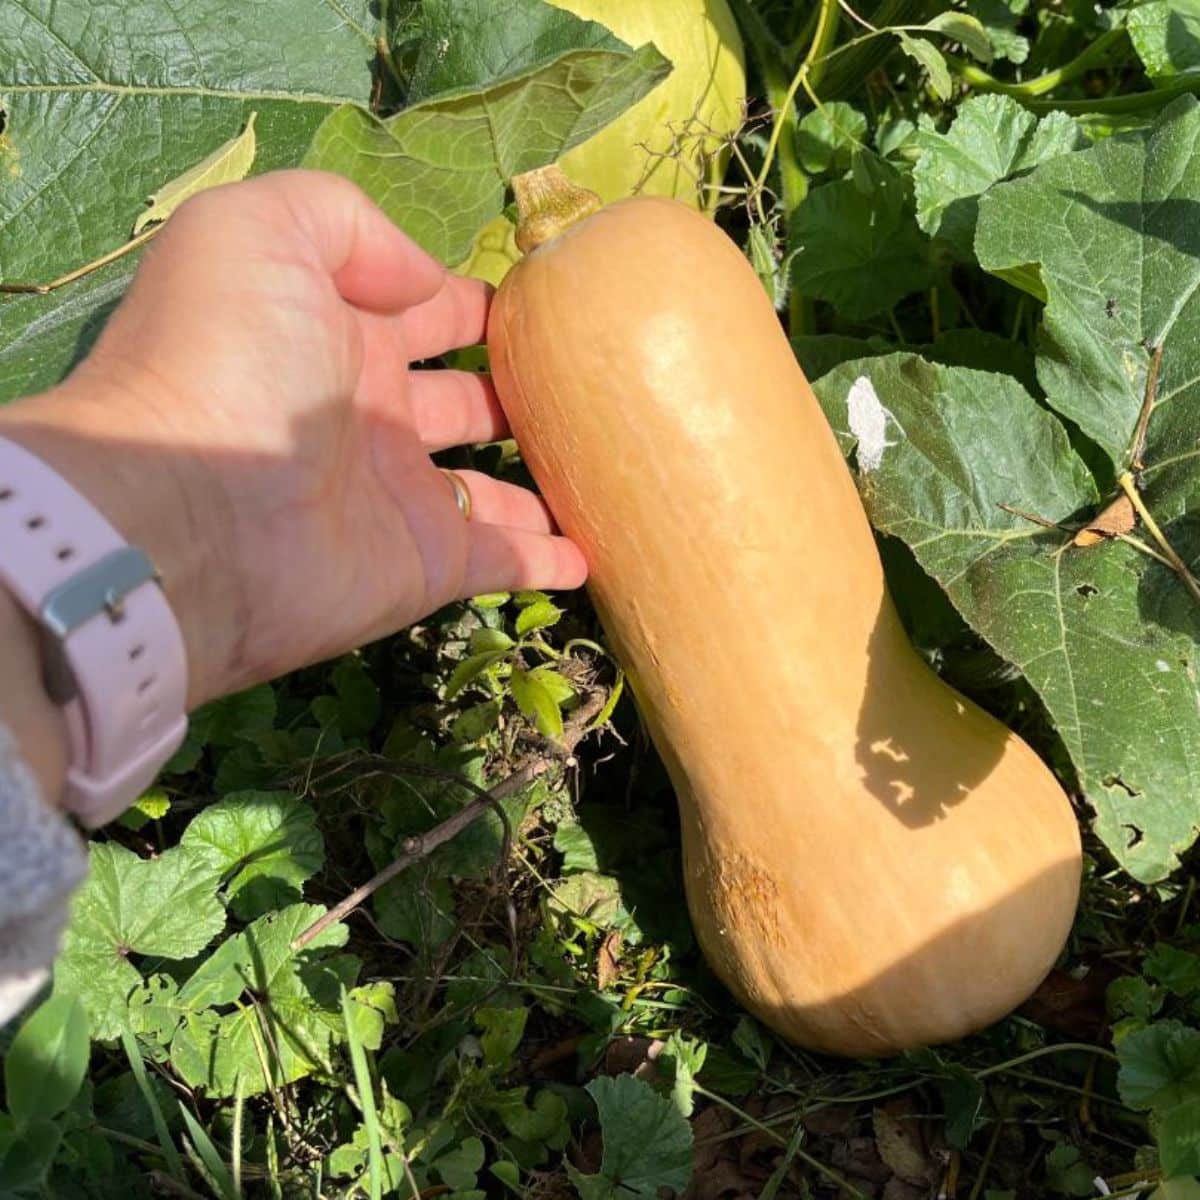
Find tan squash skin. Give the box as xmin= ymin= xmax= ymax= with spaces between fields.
xmin=487 ymin=195 xmax=1083 ymax=1057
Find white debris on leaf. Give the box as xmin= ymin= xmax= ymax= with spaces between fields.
xmin=846 ymin=375 xmax=897 ymax=473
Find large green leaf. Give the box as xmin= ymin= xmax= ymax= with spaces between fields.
xmin=566 ymin=1075 xmax=693 ymax=1199
xmin=976 ymin=94 xmax=1200 ymax=469
xmin=55 ymin=843 xmax=225 ymax=1040
xmin=0 ymin=259 xmax=136 ymax=405
xmin=1118 ymin=1020 xmax=1200 ymax=1110
xmin=170 ymin=904 xmax=354 ymax=1097
xmin=815 ymin=354 xmax=1200 ymax=880
xmin=405 ymin=0 xmax=627 ymax=101
xmin=0 ymin=0 xmax=375 ymax=400
xmin=790 ymin=162 xmax=934 ymax=320
xmin=1128 ymin=1 xmax=1200 ymax=78
xmin=304 ymin=42 xmax=670 ymax=265
xmin=179 ymin=791 xmax=325 ymax=919
xmin=913 ymin=94 xmax=1082 ymax=261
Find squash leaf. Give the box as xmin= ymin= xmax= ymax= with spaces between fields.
xmin=304 ymin=40 xmax=669 ymax=266
xmin=913 ymin=94 xmax=1083 ymax=263
xmin=1128 ymin=1 xmax=1200 ymax=78
xmin=0 ymin=0 xmax=375 ymax=400
xmin=791 ymin=160 xmax=934 ymax=320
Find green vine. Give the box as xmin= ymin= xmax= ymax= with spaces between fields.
xmin=949 ymin=26 xmax=1127 ymax=99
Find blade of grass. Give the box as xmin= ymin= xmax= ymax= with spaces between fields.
xmin=341 ymin=986 xmax=385 ymax=1200
xmin=265 ymin=1115 xmax=283 ymax=1200
xmin=231 ymin=1078 xmax=245 ymax=1198
xmin=120 ymin=1027 xmax=184 ymax=1182
xmin=178 ymin=1103 xmax=240 ymax=1200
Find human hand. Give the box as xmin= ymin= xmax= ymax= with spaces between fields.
xmin=0 ymin=169 xmax=586 ymax=710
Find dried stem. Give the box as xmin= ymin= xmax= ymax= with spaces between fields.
xmin=0 ymin=224 xmax=161 ymax=294
xmin=292 ymin=692 xmax=606 ymax=950
xmin=1130 ymin=342 xmax=1164 ymax=470
xmin=291 ymin=764 xmax=531 ymax=951
xmin=1117 ymin=472 xmax=1200 ymax=605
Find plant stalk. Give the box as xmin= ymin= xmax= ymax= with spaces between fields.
xmin=950 ymin=27 xmax=1127 ymax=98
xmin=1117 ymin=472 xmax=1200 ymax=605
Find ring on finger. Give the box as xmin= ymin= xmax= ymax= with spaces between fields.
xmin=439 ymin=468 xmax=473 ymax=521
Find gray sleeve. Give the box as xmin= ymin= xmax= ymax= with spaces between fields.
xmin=0 ymin=724 xmax=88 ymax=1026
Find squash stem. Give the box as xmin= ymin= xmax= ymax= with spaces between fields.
xmin=511 ymin=165 xmax=602 ymax=255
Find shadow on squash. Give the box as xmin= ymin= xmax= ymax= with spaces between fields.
xmin=854 ymin=597 xmax=1008 ymax=829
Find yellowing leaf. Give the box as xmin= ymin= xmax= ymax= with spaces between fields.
xmin=133 ymin=112 xmax=258 ymax=234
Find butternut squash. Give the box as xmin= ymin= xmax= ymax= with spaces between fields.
xmin=457 ymin=0 xmax=745 ymax=286
xmin=487 ymin=168 xmax=1083 ymax=1057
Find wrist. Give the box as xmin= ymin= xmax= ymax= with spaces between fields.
xmin=0 ymin=371 xmax=241 ymax=709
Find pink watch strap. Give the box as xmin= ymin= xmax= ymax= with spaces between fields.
xmin=0 ymin=436 xmax=188 ymax=827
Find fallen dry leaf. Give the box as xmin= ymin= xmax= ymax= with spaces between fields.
xmin=1073 ymin=493 xmax=1135 ymax=547
xmin=873 ymin=1098 xmax=936 ymax=1187
xmin=597 ymin=929 xmax=623 ymax=991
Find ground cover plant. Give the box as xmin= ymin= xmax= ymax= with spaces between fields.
xmin=2 ymin=0 xmax=1200 ymax=1197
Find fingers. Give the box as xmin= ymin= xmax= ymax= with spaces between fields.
xmin=251 ymin=170 xmax=448 ymax=313
xmin=462 ymin=523 xmax=589 ymax=598
xmin=400 ymin=273 xmax=493 ymax=361
xmin=410 ymin=371 xmax=509 ymax=451
xmin=448 ymin=470 xmax=557 ymax=534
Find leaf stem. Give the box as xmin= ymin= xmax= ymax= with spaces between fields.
xmin=973 ymin=1041 xmax=1119 ymax=1079
xmin=373 ymin=0 xmax=405 ymax=94
xmin=1117 ymin=472 xmax=1200 ymax=605
xmin=0 ymin=224 xmax=161 ymax=295
xmin=949 ymin=27 xmax=1127 ymax=99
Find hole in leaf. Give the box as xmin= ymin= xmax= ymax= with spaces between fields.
xmin=1122 ymin=823 xmax=1145 ymax=848
xmin=1106 ymin=776 xmax=1141 ymax=799
xmin=1076 ymin=583 xmax=1099 ymax=598
xmin=0 ymin=108 xmax=6 ymax=137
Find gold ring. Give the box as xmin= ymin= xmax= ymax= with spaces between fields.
xmin=440 ymin=469 xmax=472 ymax=521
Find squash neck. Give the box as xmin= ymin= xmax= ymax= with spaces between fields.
xmin=512 ymin=165 xmax=602 ymax=254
